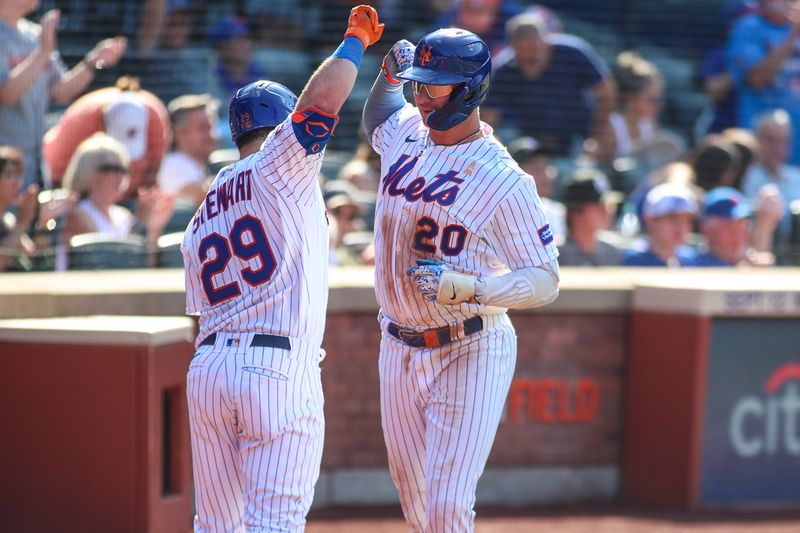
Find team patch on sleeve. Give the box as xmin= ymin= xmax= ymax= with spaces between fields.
xmin=538 ymin=224 xmax=554 ymax=245
xmin=291 ymin=106 xmax=339 ymax=155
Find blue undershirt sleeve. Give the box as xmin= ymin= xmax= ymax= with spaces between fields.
xmin=362 ymin=75 xmax=407 ymax=144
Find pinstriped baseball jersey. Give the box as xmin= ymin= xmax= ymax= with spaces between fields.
xmin=181 ymin=110 xmax=331 ymax=348
xmin=370 ymin=104 xmax=559 ymax=329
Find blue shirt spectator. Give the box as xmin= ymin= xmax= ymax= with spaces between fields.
xmin=623 ymin=246 xmax=698 ymax=267
xmin=431 ymin=0 xmax=522 ymax=56
xmin=622 ymin=182 xmax=699 ymax=267
xmin=484 ymin=13 xmax=614 ymax=157
xmin=727 ymin=2 xmax=800 ymax=163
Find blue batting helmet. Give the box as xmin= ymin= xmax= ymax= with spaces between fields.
xmin=229 ymin=80 xmax=297 ymax=143
xmin=397 ymin=28 xmax=491 ymax=131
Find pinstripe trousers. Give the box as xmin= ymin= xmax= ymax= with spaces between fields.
xmin=378 ymin=314 xmax=517 ymax=533
xmin=186 ymin=333 xmax=325 ymax=532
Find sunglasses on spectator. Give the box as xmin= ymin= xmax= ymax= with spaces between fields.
xmin=411 ymin=81 xmax=454 ymax=99
xmin=333 ymin=207 xmax=360 ymax=221
xmin=97 ymin=163 xmax=129 ymax=174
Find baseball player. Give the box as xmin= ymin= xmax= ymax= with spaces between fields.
xmin=181 ymin=6 xmax=384 ymax=531
xmin=363 ymin=29 xmax=560 ymax=531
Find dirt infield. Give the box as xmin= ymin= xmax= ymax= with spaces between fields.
xmin=305 ymin=505 xmax=800 ymax=532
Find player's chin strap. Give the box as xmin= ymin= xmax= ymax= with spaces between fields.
xmin=438 ymin=259 xmax=560 ymax=309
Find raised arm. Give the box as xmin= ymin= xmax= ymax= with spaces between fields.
xmin=363 ymin=40 xmax=415 ymax=141
xmin=0 ymin=10 xmax=58 ymax=106
xmin=295 ymin=5 xmax=384 ymax=115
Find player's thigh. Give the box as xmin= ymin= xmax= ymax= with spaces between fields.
xmin=425 ymin=320 xmax=517 ymax=456
xmin=237 ymin=348 xmax=324 ymax=530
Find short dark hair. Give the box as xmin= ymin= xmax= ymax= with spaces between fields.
xmin=235 ymin=127 xmax=273 ymax=150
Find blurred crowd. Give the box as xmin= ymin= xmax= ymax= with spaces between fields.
xmin=3 ymin=0 xmax=800 ymax=272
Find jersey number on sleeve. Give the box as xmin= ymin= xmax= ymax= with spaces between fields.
xmin=198 ymin=215 xmax=277 ymax=305
xmin=412 ymin=216 xmax=467 ymax=256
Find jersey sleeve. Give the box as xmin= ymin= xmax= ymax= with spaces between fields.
xmin=483 ymin=179 xmax=559 ymax=270
xmin=253 ymin=106 xmax=338 ymax=203
xmin=369 ymin=103 xmax=419 ymax=156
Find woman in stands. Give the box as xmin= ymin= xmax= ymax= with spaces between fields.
xmin=62 ymin=133 xmax=173 ymax=247
xmin=610 ymin=51 xmax=686 ymax=187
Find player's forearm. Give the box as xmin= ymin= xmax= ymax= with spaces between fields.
xmin=363 ymin=76 xmax=406 ymax=140
xmin=476 ymin=260 xmax=560 ymax=309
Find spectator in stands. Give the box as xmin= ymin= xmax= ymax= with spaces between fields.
xmin=325 ymin=186 xmax=366 ymax=267
xmin=722 ymin=127 xmax=759 ymax=188
xmin=135 ymin=0 xmax=210 ymax=106
xmin=610 ymin=51 xmax=685 ymax=171
xmin=209 ymin=16 xmax=266 ymax=108
xmin=430 ymin=0 xmax=522 ymax=55
xmin=741 ymin=109 xmax=800 ymax=246
xmin=695 ymin=186 xmax=775 ymax=266
xmin=62 ymin=133 xmax=174 ymax=248
xmin=482 ymin=12 xmax=616 ymax=160
xmin=728 ymin=0 xmax=800 ymax=163
xmin=558 ymin=168 xmax=623 ymax=266
xmin=157 ymin=94 xmax=217 ymax=205
xmin=337 ymin=158 xmax=379 ymax=194
xmin=508 ymin=136 xmax=565 ymax=242
xmin=688 ymin=134 xmax=742 ymax=191
xmin=622 ymin=182 xmax=699 ymax=267
xmin=138 ymin=0 xmax=195 ymax=54
xmin=0 ymin=146 xmax=36 ymax=271
xmin=696 ymin=0 xmax=757 ymax=137
xmin=43 ymin=77 xmax=170 ymax=198
xmin=0 ymin=3 xmax=126 ymax=187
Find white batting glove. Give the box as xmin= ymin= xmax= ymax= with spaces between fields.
xmin=381 ymin=39 xmax=415 ymax=85
xmin=406 ymin=259 xmax=477 ymax=305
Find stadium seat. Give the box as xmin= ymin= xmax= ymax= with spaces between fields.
xmin=156 ymin=232 xmax=185 ymax=268
xmin=163 ymin=198 xmax=199 ymax=235
xmin=68 ymin=233 xmax=150 ymax=270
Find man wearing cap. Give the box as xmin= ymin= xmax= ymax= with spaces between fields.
xmin=696 ymin=186 xmax=775 ymax=266
xmin=43 ymin=78 xmax=170 ymax=197
xmin=209 ymin=16 xmax=267 ymax=108
xmin=325 ymin=185 xmax=366 ymax=266
xmin=559 ymin=168 xmax=623 ymax=266
xmin=623 ymin=182 xmax=699 ymax=266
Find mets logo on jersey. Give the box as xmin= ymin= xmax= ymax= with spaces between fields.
xmin=418 ymin=44 xmax=433 ymax=66
xmin=538 ymin=224 xmax=554 ymax=245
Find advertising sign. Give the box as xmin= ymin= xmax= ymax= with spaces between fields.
xmin=700 ymin=318 xmax=800 ymax=506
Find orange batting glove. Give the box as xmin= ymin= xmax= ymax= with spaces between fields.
xmin=344 ymin=5 xmax=384 ymax=49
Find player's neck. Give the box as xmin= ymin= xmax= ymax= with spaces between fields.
xmin=238 ymin=142 xmax=260 ymax=159
xmin=429 ymin=116 xmax=483 ymax=146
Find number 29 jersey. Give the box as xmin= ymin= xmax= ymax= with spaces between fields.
xmin=182 ymin=107 xmax=337 ymax=348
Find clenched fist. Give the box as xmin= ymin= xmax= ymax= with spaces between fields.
xmin=344 ymin=5 xmax=384 ymax=49
xmin=382 ymin=39 xmax=415 ymax=85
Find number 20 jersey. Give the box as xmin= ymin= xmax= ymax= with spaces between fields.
xmin=182 ymin=108 xmax=337 ymax=348
xmin=370 ymin=104 xmax=559 ymax=330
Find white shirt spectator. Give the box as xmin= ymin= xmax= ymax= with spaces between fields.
xmin=157 ymin=151 xmax=207 ymax=196
xmin=741 ymin=163 xmax=800 ymax=238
